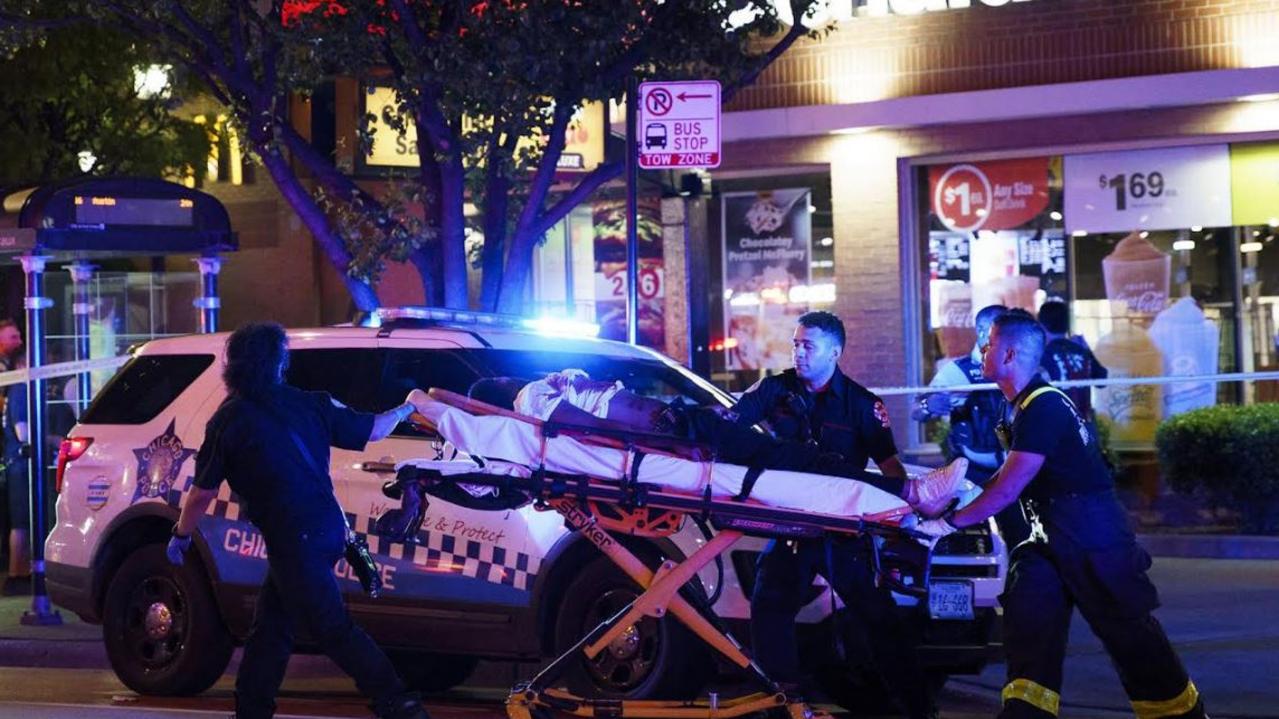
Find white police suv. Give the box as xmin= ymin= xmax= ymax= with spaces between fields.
xmin=45 ymin=308 xmax=1006 ymax=708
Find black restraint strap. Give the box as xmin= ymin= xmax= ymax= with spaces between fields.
xmin=620 ymin=451 xmax=649 ymax=508
xmin=733 ymin=466 xmax=766 ymax=502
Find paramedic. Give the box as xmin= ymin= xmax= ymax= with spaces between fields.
xmin=917 ymin=312 xmax=1205 ymax=719
xmin=732 ymin=311 xmax=934 ymax=719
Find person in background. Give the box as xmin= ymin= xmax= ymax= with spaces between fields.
xmin=915 ymin=304 xmax=1031 ymax=546
xmin=1037 ymin=300 xmax=1107 ymax=421
xmin=0 ymin=321 xmax=24 ymax=594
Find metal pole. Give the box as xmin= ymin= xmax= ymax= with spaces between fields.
xmin=19 ymin=254 xmax=62 ymax=626
xmin=68 ymin=261 xmax=95 ymax=414
xmin=625 ymin=75 xmax=640 ymax=346
xmin=194 ymin=256 xmax=222 ymax=334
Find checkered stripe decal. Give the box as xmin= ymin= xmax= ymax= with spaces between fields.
xmin=347 ymin=513 xmax=541 ymax=591
xmin=161 ymin=479 xmax=538 ymax=591
xmin=163 ymin=482 xmax=240 ymax=521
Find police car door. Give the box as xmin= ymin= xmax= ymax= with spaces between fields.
xmin=366 ymin=337 xmax=544 ymax=612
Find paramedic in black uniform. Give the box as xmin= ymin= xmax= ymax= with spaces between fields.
xmin=731 ymin=311 xmax=934 ymax=719
xmin=917 ymin=312 xmax=1205 ymax=719
xmin=166 ymin=323 xmax=428 ymax=719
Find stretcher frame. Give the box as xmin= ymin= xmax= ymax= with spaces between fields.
xmin=387 ymin=389 xmax=936 ymax=719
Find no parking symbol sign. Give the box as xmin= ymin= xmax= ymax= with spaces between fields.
xmin=637 ymin=80 xmax=721 ymax=170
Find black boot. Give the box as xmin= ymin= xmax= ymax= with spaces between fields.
xmin=373 ymin=693 xmax=430 ymax=719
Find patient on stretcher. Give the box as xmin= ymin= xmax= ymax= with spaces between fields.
xmin=429 ymin=370 xmax=967 ymax=519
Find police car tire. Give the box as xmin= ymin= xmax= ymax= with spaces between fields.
xmin=553 ymin=555 xmax=712 ymax=700
xmin=386 ymin=651 xmax=479 ymax=694
xmin=102 ymin=543 xmax=234 ymax=696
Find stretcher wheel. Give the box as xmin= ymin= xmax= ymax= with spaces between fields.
xmin=553 ymin=554 xmax=712 ymax=699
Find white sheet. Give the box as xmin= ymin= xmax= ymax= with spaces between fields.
xmin=410 ymin=395 xmax=911 ymax=520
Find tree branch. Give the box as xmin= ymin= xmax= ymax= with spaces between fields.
xmin=722 ymin=4 xmax=809 ymax=104
xmin=532 ymin=160 xmax=623 ymax=238
xmin=512 ymin=101 xmax=574 ymax=240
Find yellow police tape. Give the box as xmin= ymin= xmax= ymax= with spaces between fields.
xmin=1131 ymin=680 xmax=1200 ymax=719
xmin=1002 ymin=678 xmax=1061 ymax=716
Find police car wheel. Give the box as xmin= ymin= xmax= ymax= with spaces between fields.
xmin=386 ymin=651 xmax=479 ymax=694
xmin=553 ymin=556 xmax=711 ymax=700
xmin=103 ymin=543 xmax=233 ymax=696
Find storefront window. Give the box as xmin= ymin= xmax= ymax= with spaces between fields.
xmin=915 ymin=141 xmax=1279 ymax=451
xmin=533 ymin=193 xmax=666 ymax=349
xmin=709 ymin=173 xmax=834 ymax=391
xmin=922 ymin=157 xmax=1066 ymax=368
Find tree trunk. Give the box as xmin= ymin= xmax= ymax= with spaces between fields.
xmin=478 ymin=181 xmax=510 ymax=312
xmin=407 ymin=241 xmax=442 ymax=307
xmin=438 ymin=154 xmax=469 ymax=309
xmin=257 ymin=145 xmax=380 ymax=311
xmin=496 ymin=224 xmax=536 ymax=315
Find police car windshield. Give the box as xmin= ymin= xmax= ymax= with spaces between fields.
xmin=473 ymin=350 xmax=727 ymax=408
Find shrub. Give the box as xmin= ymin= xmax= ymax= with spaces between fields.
xmin=1155 ymin=403 xmax=1279 ymax=533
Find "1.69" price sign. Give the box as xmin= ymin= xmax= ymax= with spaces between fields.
xmin=1064 ymin=145 xmax=1232 ymax=234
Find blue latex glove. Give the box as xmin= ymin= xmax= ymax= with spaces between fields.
xmin=166 ymin=533 xmax=192 ymax=566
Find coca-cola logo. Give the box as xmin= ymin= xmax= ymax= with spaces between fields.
xmin=1118 ymin=289 xmax=1168 ymax=314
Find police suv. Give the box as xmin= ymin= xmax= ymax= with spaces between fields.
xmin=45 ymin=309 xmax=1006 ymax=709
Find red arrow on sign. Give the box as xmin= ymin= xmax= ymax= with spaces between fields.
xmin=678 ymin=92 xmax=713 ymax=101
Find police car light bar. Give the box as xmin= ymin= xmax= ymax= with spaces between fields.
xmin=371 ymin=306 xmax=600 ymax=338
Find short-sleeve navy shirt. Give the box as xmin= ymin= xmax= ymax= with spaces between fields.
xmin=193 ymin=383 xmax=373 ymax=534
xmin=1009 ymin=377 xmax=1112 ymax=504
xmin=730 ymin=367 xmax=897 ymax=471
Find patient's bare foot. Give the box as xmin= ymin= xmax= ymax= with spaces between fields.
xmin=910 ymin=458 xmax=968 ymax=517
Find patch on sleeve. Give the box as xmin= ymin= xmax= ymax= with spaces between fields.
xmin=873 ymin=400 xmax=891 ymax=429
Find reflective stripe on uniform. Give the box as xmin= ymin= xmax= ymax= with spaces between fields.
xmin=1002 ymin=679 xmax=1061 ymax=716
xmin=1131 ymin=680 xmax=1200 ymax=719
xmin=1017 ymin=386 xmax=1070 ymax=412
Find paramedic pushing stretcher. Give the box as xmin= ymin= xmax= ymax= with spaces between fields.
xmin=917 ymin=313 xmax=1205 ymax=719
xmin=731 ymin=311 xmax=935 ymax=719
xmin=166 ymin=323 xmax=428 ymax=719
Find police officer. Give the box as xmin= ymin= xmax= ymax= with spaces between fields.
xmin=167 ymin=323 xmax=428 ymax=719
xmin=732 ymin=311 xmax=933 ymax=719
xmin=917 ymin=313 xmax=1205 ymax=718
xmin=915 ymin=304 xmax=1031 ymax=546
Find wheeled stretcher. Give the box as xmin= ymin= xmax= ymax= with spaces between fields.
xmin=377 ymin=389 xmax=945 ymax=719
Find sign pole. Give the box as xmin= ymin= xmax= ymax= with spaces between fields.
xmin=18 ymin=254 xmax=62 ymax=627
xmin=626 ymin=75 xmax=640 ymax=346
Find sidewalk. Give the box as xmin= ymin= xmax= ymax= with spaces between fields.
xmin=0 ymin=594 xmax=106 ymax=668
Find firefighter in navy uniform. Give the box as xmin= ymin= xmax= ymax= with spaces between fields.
xmin=916 ymin=312 xmax=1205 ymax=719
xmin=731 ymin=311 xmax=934 ymax=719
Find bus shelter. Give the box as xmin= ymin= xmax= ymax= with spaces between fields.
xmin=0 ymin=177 xmax=236 ymax=624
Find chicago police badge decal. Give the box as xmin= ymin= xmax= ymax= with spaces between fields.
xmin=131 ymin=419 xmax=197 ymax=503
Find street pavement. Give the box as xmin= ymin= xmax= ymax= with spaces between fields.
xmin=0 ymin=556 xmax=1276 ymax=718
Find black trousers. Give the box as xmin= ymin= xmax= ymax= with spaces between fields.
xmin=750 ymin=535 xmax=932 ymax=719
xmin=236 ymin=522 xmax=410 ymax=719
xmin=999 ymin=512 xmax=1204 ymax=718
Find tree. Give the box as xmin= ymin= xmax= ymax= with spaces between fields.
xmin=3 ymin=1 xmax=826 ymax=313
xmin=0 ymin=24 xmax=209 ymax=195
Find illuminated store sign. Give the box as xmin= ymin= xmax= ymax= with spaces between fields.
xmin=776 ymin=0 xmax=1036 ymax=24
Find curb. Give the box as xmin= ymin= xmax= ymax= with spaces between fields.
xmin=1137 ymin=533 xmax=1279 ymax=560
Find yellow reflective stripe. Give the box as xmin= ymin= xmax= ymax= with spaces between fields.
xmin=1131 ymin=681 xmax=1200 ymax=719
xmin=1002 ymin=679 xmax=1061 ymax=716
xmin=1018 ymin=386 xmax=1069 ymax=411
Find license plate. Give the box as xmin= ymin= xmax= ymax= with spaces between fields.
xmin=929 ymin=580 xmax=974 ymax=620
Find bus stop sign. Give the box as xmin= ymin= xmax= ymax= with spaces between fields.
xmin=637 ymin=80 xmax=721 ymax=170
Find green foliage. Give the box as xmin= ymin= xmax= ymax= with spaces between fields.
xmin=1156 ymin=403 xmax=1279 ymax=513
xmin=0 ymin=24 xmax=210 ymax=190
